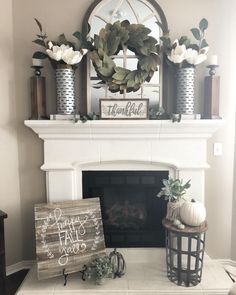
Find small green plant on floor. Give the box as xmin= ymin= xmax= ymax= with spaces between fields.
xmin=85 ymin=255 xmax=113 ymax=285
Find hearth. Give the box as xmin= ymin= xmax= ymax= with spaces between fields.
xmin=17 ymin=249 xmax=233 ymax=294
xmin=82 ymin=170 xmax=168 ymax=247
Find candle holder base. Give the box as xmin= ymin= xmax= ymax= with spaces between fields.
xmin=206 ymin=65 xmax=219 ymax=76
xmin=31 ymin=66 xmax=43 ymax=77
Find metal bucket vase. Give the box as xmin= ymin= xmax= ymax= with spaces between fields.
xmin=176 ymin=67 xmax=195 ymax=114
xmin=55 ymin=66 xmax=75 ymax=115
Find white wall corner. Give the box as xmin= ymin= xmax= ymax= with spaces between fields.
xmin=6 ymin=260 xmax=35 ymax=276
xmin=216 ymin=259 xmax=236 ymax=267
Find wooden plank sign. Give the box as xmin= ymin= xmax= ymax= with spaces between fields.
xmin=100 ymin=99 xmax=149 ymax=119
xmin=34 ymin=198 xmax=106 ymax=280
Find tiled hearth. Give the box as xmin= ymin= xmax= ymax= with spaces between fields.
xmin=17 ymin=249 xmax=233 ymax=294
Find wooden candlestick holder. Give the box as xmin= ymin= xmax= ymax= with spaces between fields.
xmin=203 ymin=65 xmax=220 ymax=119
xmin=30 ymin=66 xmax=47 ymax=119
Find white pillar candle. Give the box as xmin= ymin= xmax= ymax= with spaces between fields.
xmin=208 ymin=55 xmax=218 ymax=66
xmin=32 ymin=58 xmax=43 ymax=67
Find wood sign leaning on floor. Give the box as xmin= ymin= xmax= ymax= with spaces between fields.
xmin=34 ymin=198 xmax=106 ymax=280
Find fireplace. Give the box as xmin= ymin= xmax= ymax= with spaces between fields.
xmin=83 ymin=170 xmax=168 ymax=247
xmin=22 ymin=120 xmax=230 ymax=294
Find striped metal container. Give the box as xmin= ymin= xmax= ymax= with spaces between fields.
xmin=176 ymin=67 xmax=195 ymax=114
xmin=55 ymin=67 xmax=75 ymax=115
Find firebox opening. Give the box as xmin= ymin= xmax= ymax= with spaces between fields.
xmin=82 ymin=170 xmax=168 ymax=248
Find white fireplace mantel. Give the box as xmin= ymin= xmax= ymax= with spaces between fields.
xmin=25 ymin=119 xmax=223 ymax=140
xmin=25 ymin=119 xmax=224 ymax=203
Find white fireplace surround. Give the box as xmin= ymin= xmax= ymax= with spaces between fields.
xmin=21 ymin=119 xmax=234 ymax=294
xmin=25 ymin=119 xmax=223 ymax=203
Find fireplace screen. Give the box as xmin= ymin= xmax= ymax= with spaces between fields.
xmin=82 ymin=171 xmax=168 ymax=247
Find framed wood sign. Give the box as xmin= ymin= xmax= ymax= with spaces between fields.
xmin=99 ymin=99 xmax=149 ymax=119
xmin=34 ymin=198 xmax=106 ymax=280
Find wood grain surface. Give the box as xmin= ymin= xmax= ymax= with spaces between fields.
xmin=35 ymin=198 xmax=106 ymax=280
xmin=162 ymin=218 xmax=208 ymax=234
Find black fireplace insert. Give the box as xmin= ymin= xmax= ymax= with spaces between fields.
xmin=82 ymin=170 xmax=168 ymax=248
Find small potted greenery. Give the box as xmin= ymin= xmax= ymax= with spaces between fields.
xmin=157 ymin=178 xmax=191 ymax=221
xmin=85 ymin=254 xmax=113 ymax=285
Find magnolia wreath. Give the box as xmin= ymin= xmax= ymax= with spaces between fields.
xmin=89 ymin=20 xmax=160 ymax=93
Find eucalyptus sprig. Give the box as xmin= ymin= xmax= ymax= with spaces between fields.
xmin=32 ymin=18 xmax=48 ymax=60
xmin=157 ymin=178 xmax=191 ymax=202
xmin=80 ymin=112 xmax=98 ymax=123
xmin=32 ymin=18 xmax=48 ymax=48
xmin=149 ymin=105 xmax=165 ymax=119
xmin=190 ymin=18 xmax=209 ymax=51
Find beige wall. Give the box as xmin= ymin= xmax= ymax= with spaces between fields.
xmin=232 ymin=115 xmax=236 ymax=260
xmin=1 ymin=0 xmax=234 ymax=265
xmin=203 ymin=1 xmax=236 ymax=258
xmin=159 ymin=0 xmax=236 ymax=259
xmin=11 ymin=0 xmax=94 ymax=263
xmin=0 ymin=0 xmax=23 ymax=265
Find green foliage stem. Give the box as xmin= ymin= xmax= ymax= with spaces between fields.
xmin=32 ymin=18 xmax=92 ymax=66
xmin=158 ymin=18 xmax=209 ymax=68
xmin=157 ymin=178 xmax=191 ymax=202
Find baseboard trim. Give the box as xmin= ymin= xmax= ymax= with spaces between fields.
xmin=6 ymin=260 xmax=35 ymax=276
xmin=215 ymin=259 xmax=236 ymax=267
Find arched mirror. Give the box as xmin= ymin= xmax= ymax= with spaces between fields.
xmin=83 ymin=0 xmax=168 ymax=115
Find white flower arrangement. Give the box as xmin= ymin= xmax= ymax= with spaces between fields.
xmin=160 ymin=18 xmax=209 ymax=68
xmin=168 ymin=40 xmax=209 ymax=66
xmin=46 ymin=42 xmax=88 ymax=65
xmin=32 ymin=18 xmax=91 ymax=69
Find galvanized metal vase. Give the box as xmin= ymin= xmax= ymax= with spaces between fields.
xmin=176 ymin=67 xmax=195 ymax=114
xmin=55 ymin=66 xmax=75 ymax=115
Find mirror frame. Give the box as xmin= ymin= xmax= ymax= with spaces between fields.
xmin=81 ymin=0 xmax=169 ymax=115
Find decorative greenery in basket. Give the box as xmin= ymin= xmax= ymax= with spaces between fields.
xmin=157 ymin=178 xmax=191 ymax=202
xmin=89 ymin=20 xmax=160 ymax=93
xmin=157 ymin=177 xmax=191 ymax=226
xmin=159 ymin=18 xmax=209 ymax=68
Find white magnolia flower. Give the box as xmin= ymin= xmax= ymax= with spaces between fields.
xmin=168 ymin=40 xmax=187 ymax=64
xmin=46 ymin=43 xmax=88 ymax=65
xmin=48 ymin=41 xmax=53 ymax=49
xmin=185 ymin=48 xmax=207 ymax=65
xmin=46 ymin=44 xmax=70 ymax=61
xmin=81 ymin=48 xmax=88 ymax=55
xmin=62 ymin=48 xmax=88 ymax=65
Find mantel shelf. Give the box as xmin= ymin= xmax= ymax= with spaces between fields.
xmin=24 ymin=119 xmax=224 ymax=140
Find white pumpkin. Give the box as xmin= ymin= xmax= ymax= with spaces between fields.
xmin=180 ymin=199 xmax=206 ymax=226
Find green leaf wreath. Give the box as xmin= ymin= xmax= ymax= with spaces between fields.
xmin=89 ymin=20 xmax=160 ymax=93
